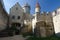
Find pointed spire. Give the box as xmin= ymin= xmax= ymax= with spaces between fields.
xmin=36 ymin=2 xmax=40 ymax=8
xmin=36 ymin=0 xmax=40 ymax=8
xmin=35 ymin=0 xmax=41 ymax=13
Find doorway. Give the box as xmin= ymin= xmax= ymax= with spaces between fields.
xmin=11 ymin=23 xmax=21 ymax=35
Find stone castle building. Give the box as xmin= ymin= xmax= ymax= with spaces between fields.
xmin=0 ymin=0 xmax=60 ymax=37
xmin=0 ymin=0 xmax=8 ymax=31
xmin=32 ymin=3 xmax=54 ymax=37
xmin=52 ymin=8 xmax=60 ymax=36
xmin=9 ymin=2 xmax=55 ymax=37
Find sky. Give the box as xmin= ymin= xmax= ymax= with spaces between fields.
xmin=3 ymin=0 xmax=60 ymax=14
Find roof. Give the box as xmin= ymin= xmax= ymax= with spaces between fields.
xmin=36 ymin=2 xmax=40 ymax=8
xmin=23 ymin=3 xmax=30 ymax=8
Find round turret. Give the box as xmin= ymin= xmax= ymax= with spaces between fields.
xmin=23 ymin=3 xmax=30 ymax=13
xmin=35 ymin=2 xmax=40 ymax=13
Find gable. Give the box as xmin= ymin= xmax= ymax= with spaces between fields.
xmin=10 ymin=2 xmax=24 ymax=13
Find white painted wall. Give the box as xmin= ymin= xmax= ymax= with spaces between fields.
xmin=32 ymin=14 xmax=38 ymax=33
xmin=35 ymin=8 xmax=40 ymax=13
xmin=53 ymin=8 xmax=60 ymax=36
xmin=53 ymin=14 xmax=60 ymax=34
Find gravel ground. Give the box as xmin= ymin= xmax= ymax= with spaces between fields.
xmin=0 ymin=35 xmax=26 ymax=40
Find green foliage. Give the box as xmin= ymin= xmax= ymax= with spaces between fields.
xmin=26 ymin=35 xmax=60 ymax=40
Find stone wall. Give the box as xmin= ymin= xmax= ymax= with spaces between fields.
xmin=20 ymin=22 xmax=32 ymax=34
xmin=35 ymin=21 xmax=54 ymax=37
xmin=0 ymin=2 xmax=8 ymax=31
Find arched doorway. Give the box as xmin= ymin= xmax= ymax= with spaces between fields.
xmin=11 ymin=23 xmax=21 ymax=35
xmin=11 ymin=23 xmax=21 ymax=27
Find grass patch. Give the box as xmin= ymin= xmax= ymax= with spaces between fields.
xmin=26 ymin=35 xmax=60 ymax=40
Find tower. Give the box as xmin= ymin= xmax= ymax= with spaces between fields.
xmin=34 ymin=2 xmax=41 ymax=21
xmin=34 ymin=2 xmax=40 ymax=21
xmin=35 ymin=2 xmax=40 ymax=13
xmin=23 ymin=3 xmax=30 ymax=13
xmin=32 ymin=1 xmax=41 ymax=33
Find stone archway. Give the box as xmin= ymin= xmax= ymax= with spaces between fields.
xmin=11 ymin=23 xmax=21 ymax=35
xmin=35 ymin=21 xmax=46 ymax=37
xmin=11 ymin=23 xmax=21 ymax=27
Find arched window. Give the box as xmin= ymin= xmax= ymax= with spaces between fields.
xmin=12 ymin=15 xmax=15 ymax=19
xmin=18 ymin=16 xmax=20 ymax=19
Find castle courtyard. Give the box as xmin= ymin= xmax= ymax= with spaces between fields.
xmin=0 ymin=35 xmax=26 ymax=40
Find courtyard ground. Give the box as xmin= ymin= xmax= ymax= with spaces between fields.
xmin=0 ymin=35 xmax=26 ymax=40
